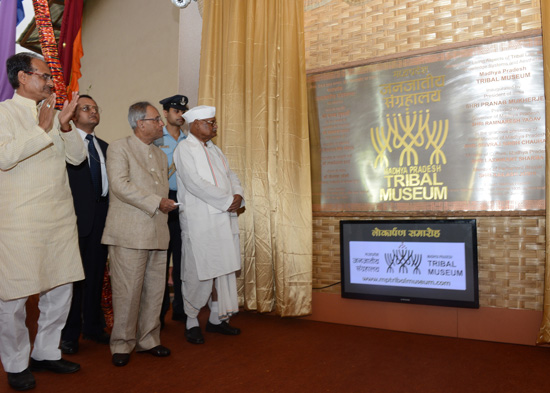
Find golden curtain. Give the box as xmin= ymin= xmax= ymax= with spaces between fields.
xmin=198 ymin=0 xmax=312 ymax=316
xmin=538 ymin=1 xmax=550 ymax=344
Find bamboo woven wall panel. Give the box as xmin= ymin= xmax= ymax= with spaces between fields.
xmin=312 ymin=216 xmax=546 ymax=311
xmin=304 ymin=0 xmax=542 ymax=71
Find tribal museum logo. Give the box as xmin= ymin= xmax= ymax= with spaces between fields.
xmin=385 ymin=244 xmax=422 ymax=275
xmin=371 ymin=109 xmax=449 ymax=202
xmin=371 ymin=109 xmax=448 ymax=169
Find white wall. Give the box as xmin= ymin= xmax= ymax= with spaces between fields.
xmin=79 ymin=0 xmax=180 ymax=142
xmin=178 ymin=2 xmax=203 ymax=108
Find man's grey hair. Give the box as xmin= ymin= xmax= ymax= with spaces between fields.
xmin=128 ymin=101 xmax=152 ymax=130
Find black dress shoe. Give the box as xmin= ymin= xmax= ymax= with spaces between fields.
xmin=172 ymin=313 xmax=187 ymax=322
xmin=185 ymin=326 xmax=205 ymax=344
xmin=7 ymin=368 xmax=35 ymax=391
xmin=82 ymin=331 xmax=110 ymax=344
xmin=60 ymin=340 xmax=79 ymax=355
xmin=29 ymin=358 xmax=80 ymax=374
xmin=137 ymin=345 xmax=171 ymax=357
xmin=112 ymin=353 xmax=130 ymax=367
xmin=205 ymin=321 xmax=241 ymax=335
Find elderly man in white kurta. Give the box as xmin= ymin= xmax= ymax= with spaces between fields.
xmin=173 ymin=105 xmax=244 ymax=345
xmin=0 ymin=53 xmax=86 ymax=391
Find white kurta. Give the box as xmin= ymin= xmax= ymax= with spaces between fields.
xmin=174 ymin=133 xmax=243 ymax=281
xmin=0 ymin=93 xmax=86 ymax=301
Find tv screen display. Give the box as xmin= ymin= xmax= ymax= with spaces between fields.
xmin=340 ymin=219 xmax=479 ymax=308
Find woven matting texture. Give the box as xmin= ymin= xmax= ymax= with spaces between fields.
xmin=312 ymin=216 xmax=546 ymax=311
xmin=304 ymin=0 xmax=542 ymax=71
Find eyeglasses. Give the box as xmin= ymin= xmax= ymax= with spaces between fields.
xmin=80 ymin=105 xmax=101 ymax=113
xmin=141 ymin=117 xmax=163 ymax=123
xmin=203 ymin=119 xmax=217 ymax=126
xmin=24 ymin=71 xmax=53 ymax=82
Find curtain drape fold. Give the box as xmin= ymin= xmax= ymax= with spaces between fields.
xmin=198 ymin=0 xmax=312 ymax=316
xmin=537 ymin=1 xmax=550 ymax=344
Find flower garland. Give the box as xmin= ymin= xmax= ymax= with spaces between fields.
xmin=32 ymin=0 xmax=67 ymax=109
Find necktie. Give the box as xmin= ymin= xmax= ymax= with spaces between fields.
xmin=86 ymin=134 xmax=102 ymax=198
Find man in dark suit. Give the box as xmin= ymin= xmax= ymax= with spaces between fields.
xmin=61 ymin=95 xmax=110 ymax=354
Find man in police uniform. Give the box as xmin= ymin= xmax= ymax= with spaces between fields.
xmin=155 ymin=94 xmax=189 ymax=326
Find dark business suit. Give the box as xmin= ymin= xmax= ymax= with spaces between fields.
xmin=62 ymin=135 xmax=109 ymax=342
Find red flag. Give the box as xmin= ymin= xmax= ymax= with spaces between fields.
xmin=67 ymin=27 xmax=83 ymax=96
xmin=58 ymin=0 xmax=83 ymax=87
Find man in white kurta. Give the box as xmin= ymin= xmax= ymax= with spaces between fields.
xmin=174 ymin=105 xmax=243 ymax=345
xmin=0 ymin=53 xmax=86 ymax=390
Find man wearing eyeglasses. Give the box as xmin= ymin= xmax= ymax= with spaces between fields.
xmin=101 ymin=102 xmax=178 ymax=367
xmin=0 ymin=52 xmax=86 ymax=390
xmin=155 ymin=94 xmax=189 ymax=328
xmin=173 ymin=106 xmax=244 ymax=345
xmin=61 ymin=95 xmax=111 ymax=355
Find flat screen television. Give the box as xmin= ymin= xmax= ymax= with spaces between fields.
xmin=340 ymin=219 xmax=479 ymax=308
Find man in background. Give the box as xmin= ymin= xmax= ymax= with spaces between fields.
xmin=102 ymin=102 xmax=177 ymax=367
xmin=0 ymin=52 xmax=85 ymax=391
xmin=174 ymin=105 xmax=243 ymax=345
xmin=61 ymin=95 xmax=110 ymax=355
xmin=155 ymin=94 xmax=188 ymax=327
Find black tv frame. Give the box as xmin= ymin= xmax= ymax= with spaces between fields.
xmin=340 ymin=219 xmax=479 ymax=309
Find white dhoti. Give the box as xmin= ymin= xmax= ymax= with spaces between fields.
xmin=181 ymin=235 xmax=238 ymax=321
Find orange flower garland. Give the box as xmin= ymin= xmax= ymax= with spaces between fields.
xmin=32 ymin=0 xmax=67 ymax=109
